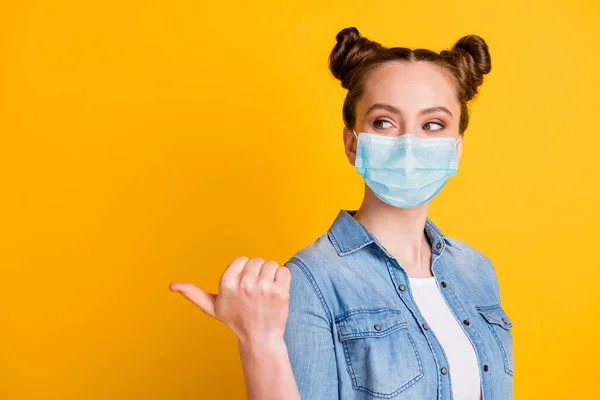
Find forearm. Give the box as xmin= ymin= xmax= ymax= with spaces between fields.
xmin=238 ymin=338 xmax=301 ymax=400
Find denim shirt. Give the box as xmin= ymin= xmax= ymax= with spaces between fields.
xmin=283 ymin=210 xmax=514 ymax=400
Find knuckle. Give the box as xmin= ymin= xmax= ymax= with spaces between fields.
xmin=263 ymin=260 xmax=279 ymax=268
xmin=256 ymin=279 xmax=271 ymax=294
xmin=230 ymin=256 xmax=249 ymax=268
xmin=239 ymin=277 xmax=255 ymax=294
xmin=277 ymin=267 xmax=292 ymax=281
xmin=275 ymin=288 xmax=290 ymax=300
xmin=220 ymin=277 xmax=236 ymax=291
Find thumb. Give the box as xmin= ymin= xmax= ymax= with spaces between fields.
xmin=169 ymin=282 xmax=217 ymax=318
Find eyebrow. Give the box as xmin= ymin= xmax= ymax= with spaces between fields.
xmin=365 ymin=103 xmax=454 ymax=120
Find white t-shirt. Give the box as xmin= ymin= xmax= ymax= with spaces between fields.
xmin=409 ymin=276 xmax=482 ymax=400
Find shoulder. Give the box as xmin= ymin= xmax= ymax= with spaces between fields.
xmin=445 ymin=236 xmax=493 ymax=266
xmin=285 ymin=231 xmax=345 ymax=278
xmin=283 ymin=232 xmax=343 ymax=323
xmin=284 ymin=231 xmax=350 ymax=293
xmin=444 ymin=235 xmax=502 ymax=301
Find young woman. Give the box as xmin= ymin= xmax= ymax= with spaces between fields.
xmin=170 ymin=27 xmax=514 ymax=400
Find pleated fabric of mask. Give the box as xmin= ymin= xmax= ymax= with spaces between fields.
xmin=352 ymin=130 xmax=460 ymax=208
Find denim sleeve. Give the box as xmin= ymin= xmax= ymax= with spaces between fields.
xmin=283 ymin=259 xmax=339 ymax=400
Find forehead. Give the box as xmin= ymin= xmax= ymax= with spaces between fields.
xmin=357 ymin=61 xmax=459 ymax=116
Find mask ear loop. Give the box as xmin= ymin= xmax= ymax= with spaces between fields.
xmin=454 ymin=134 xmax=462 ymax=147
xmin=352 ymin=129 xmax=358 ymax=139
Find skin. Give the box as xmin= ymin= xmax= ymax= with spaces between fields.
xmin=170 ymin=60 xmax=465 ymax=399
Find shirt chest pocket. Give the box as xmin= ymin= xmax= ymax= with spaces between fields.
xmin=476 ymin=305 xmax=514 ymax=376
xmin=335 ymin=307 xmax=424 ymax=398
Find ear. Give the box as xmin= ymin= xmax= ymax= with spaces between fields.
xmin=457 ymin=134 xmax=464 ymax=162
xmin=343 ymin=126 xmax=357 ymax=166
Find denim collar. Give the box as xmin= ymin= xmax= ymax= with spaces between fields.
xmin=327 ymin=209 xmax=456 ymax=258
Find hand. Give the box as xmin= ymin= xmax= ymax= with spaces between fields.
xmin=169 ymin=257 xmax=292 ymax=345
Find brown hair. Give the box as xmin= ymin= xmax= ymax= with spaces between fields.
xmin=329 ymin=27 xmax=492 ymax=135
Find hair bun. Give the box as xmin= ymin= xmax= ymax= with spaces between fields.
xmin=448 ymin=35 xmax=492 ymax=101
xmin=329 ymin=27 xmax=384 ymax=89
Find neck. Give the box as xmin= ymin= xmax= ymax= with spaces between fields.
xmin=353 ymin=186 xmax=432 ymax=274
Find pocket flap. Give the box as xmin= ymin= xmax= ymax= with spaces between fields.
xmin=476 ymin=305 xmax=513 ymax=329
xmin=335 ymin=308 xmax=408 ymax=341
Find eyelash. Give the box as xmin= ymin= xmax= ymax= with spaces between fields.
xmin=373 ymin=119 xmax=445 ymax=131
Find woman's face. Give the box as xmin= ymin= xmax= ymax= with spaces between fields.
xmin=344 ymin=60 xmax=464 ymax=166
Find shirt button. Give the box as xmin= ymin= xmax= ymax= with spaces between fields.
xmin=483 ymin=365 xmax=489 ymax=372
xmin=422 ymin=323 xmax=430 ymax=330
xmin=436 ymin=243 xmax=442 ymax=250
xmin=441 ymin=367 xmax=448 ymax=375
xmin=463 ymin=319 xmax=471 ymax=326
xmin=374 ymin=324 xmax=382 ymax=331
xmin=441 ymin=281 xmax=447 ymax=288
xmin=398 ymin=284 xmax=406 ymax=291
xmin=502 ymin=317 xmax=508 ymax=324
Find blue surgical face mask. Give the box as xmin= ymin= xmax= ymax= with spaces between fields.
xmin=352 ymin=129 xmax=460 ymax=208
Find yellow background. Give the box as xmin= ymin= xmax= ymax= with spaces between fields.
xmin=1 ymin=0 xmax=598 ymax=398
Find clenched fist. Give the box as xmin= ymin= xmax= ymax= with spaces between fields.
xmin=169 ymin=257 xmax=292 ymax=345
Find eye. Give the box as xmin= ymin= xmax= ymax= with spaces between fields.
xmin=373 ymin=119 xmax=394 ymax=129
xmin=423 ymin=121 xmax=444 ymax=131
